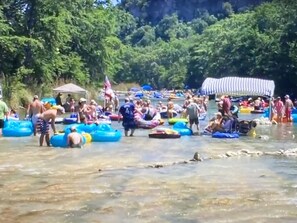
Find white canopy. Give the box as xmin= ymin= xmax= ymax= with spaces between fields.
xmin=53 ymin=83 xmax=87 ymax=96
xmin=201 ymin=77 xmax=275 ymax=97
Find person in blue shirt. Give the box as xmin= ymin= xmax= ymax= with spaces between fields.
xmin=118 ymin=98 xmax=136 ymax=136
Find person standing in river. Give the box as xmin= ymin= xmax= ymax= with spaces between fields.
xmin=36 ymin=106 xmax=65 ymax=146
xmin=284 ymin=95 xmax=294 ymax=121
xmin=0 ymin=95 xmax=9 ymax=136
xmin=186 ymin=98 xmax=201 ymax=133
xmin=26 ymin=95 xmax=45 ymax=136
xmin=118 ymin=98 xmax=136 ymax=137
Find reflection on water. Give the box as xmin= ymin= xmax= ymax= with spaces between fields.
xmin=0 ymin=101 xmax=297 ymax=223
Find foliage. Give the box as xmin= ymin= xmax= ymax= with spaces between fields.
xmin=0 ymin=0 xmax=296 ymax=106
xmin=188 ymin=0 xmax=297 ymax=93
xmin=0 ymin=0 xmax=122 ymax=103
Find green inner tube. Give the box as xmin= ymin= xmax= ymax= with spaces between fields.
xmin=168 ymin=118 xmax=188 ymax=125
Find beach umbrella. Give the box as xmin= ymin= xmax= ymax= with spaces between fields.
xmin=142 ymin=85 xmax=153 ymax=91
xmin=130 ymin=87 xmax=140 ymax=92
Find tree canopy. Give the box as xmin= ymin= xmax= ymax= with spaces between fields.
xmin=0 ymin=0 xmax=296 ymax=102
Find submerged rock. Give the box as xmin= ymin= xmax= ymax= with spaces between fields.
xmin=190 ymin=152 xmax=203 ymax=162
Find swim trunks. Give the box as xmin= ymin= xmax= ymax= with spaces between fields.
xmin=31 ymin=113 xmax=40 ymax=125
xmin=122 ymin=119 xmax=136 ymax=131
xmin=37 ymin=119 xmax=50 ymax=134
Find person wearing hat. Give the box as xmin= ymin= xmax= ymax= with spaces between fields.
xmin=253 ymin=97 xmax=262 ymax=111
xmin=67 ymin=126 xmax=83 ymax=148
xmin=36 ymin=105 xmax=65 ymax=146
xmin=26 ymin=95 xmax=45 ymax=136
xmin=118 ymin=98 xmax=136 ymax=136
xmin=77 ymin=98 xmax=88 ymax=124
xmin=274 ymin=96 xmax=284 ymax=123
xmin=284 ymin=95 xmax=294 ymax=121
xmin=0 ymin=95 xmax=9 ymax=136
xmin=167 ymin=98 xmax=175 ymax=119
xmin=87 ymin=99 xmax=98 ymax=121
xmin=204 ymin=112 xmax=224 ymax=133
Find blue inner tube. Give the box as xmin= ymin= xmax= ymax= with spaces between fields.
xmin=63 ymin=117 xmax=77 ymax=124
xmin=3 ymin=120 xmax=33 ymax=137
xmin=41 ymin=97 xmax=56 ymax=106
xmin=173 ymin=122 xmax=192 ymax=136
xmin=50 ymin=132 xmax=86 ymax=148
xmin=212 ymin=132 xmax=239 ymax=138
xmin=3 ymin=127 xmax=33 ymax=137
xmin=91 ymin=130 xmax=122 ymax=142
xmin=292 ymin=114 xmax=297 ymax=123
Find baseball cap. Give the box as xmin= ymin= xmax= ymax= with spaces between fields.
xmin=33 ymin=95 xmax=39 ymax=99
xmin=90 ymin=99 xmax=97 ymax=105
xmin=79 ymin=98 xmax=87 ymax=103
xmin=70 ymin=126 xmax=76 ymax=131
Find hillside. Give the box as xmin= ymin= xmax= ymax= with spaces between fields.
xmin=120 ymin=0 xmax=271 ymax=24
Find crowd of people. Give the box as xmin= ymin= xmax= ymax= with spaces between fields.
xmin=1 ymin=90 xmax=297 ymax=147
xmin=117 ymin=92 xmax=208 ymax=136
xmin=272 ymin=95 xmax=294 ymax=123
xmin=204 ymin=95 xmax=240 ymax=134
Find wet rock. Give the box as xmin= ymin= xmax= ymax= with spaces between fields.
xmin=284 ymin=148 xmax=297 ymax=154
xmin=240 ymin=149 xmax=250 ymax=154
xmin=283 ymin=148 xmax=297 ymax=156
xmin=225 ymin=151 xmax=238 ymax=157
xmin=257 ymin=135 xmax=269 ymax=140
xmin=218 ymin=154 xmax=228 ymax=158
xmin=147 ymin=164 xmax=164 ymax=168
xmin=263 ymin=151 xmax=282 ymax=156
xmin=190 ymin=152 xmax=203 ymax=162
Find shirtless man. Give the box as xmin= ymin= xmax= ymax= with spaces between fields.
xmin=88 ymin=100 xmax=98 ymax=121
xmin=167 ymin=99 xmax=175 ymax=119
xmin=67 ymin=126 xmax=83 ymax=148
xmin=36 ymin=106 xmax=65 ymax=146
xmin=284 ymin=95 xmax=294 ymax=121
xmin=26 ymin=95 xmax=45 ymax=136
xmin=77 ymin=98 xmax=90 ymax=124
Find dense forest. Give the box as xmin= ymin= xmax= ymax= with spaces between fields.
xmin=0 ymin=0 xmax=297 ymax=105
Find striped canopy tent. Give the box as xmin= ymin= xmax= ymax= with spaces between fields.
xmin=200 ymin=77 xmax=275 ymax=97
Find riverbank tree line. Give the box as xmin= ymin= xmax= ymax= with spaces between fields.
xmin=0 ymin=0 xmax=296 ymax=106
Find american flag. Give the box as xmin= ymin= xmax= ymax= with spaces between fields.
xmin=104 ymin=76 xmax=111 ymax=89
xmin=104 ymin=76 xmax=115 ymax=99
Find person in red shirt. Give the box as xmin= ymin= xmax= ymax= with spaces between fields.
xmin=274 ymin=97 xmax=284 ymax=123
xmin=222 ymin=95 xmax=231 ymax=116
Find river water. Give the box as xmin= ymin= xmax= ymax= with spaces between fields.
xmin=0 ymin=100 xmax=297 ymax=223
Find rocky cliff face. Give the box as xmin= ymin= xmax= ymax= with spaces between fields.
xmin=121 ymin=0 xmax=271 ymax=24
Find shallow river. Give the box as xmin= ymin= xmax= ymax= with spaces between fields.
xmin=0 ymin=101 xmax=297 ymax=223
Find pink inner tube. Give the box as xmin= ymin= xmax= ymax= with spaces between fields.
xmin=109 ymin=114 xmax=123 ymax=121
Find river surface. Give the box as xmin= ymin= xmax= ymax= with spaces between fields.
xmin=0 ymin=100 xmax=297 ymax=223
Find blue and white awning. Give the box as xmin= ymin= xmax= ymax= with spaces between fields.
xmin=200 ymin=77 xmax=275 ymax=97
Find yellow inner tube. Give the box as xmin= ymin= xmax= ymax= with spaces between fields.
xmin=239 ymin=106 xmax=254 ymax=113
xmin=82 ymin=133 xmax=92 ymax=143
